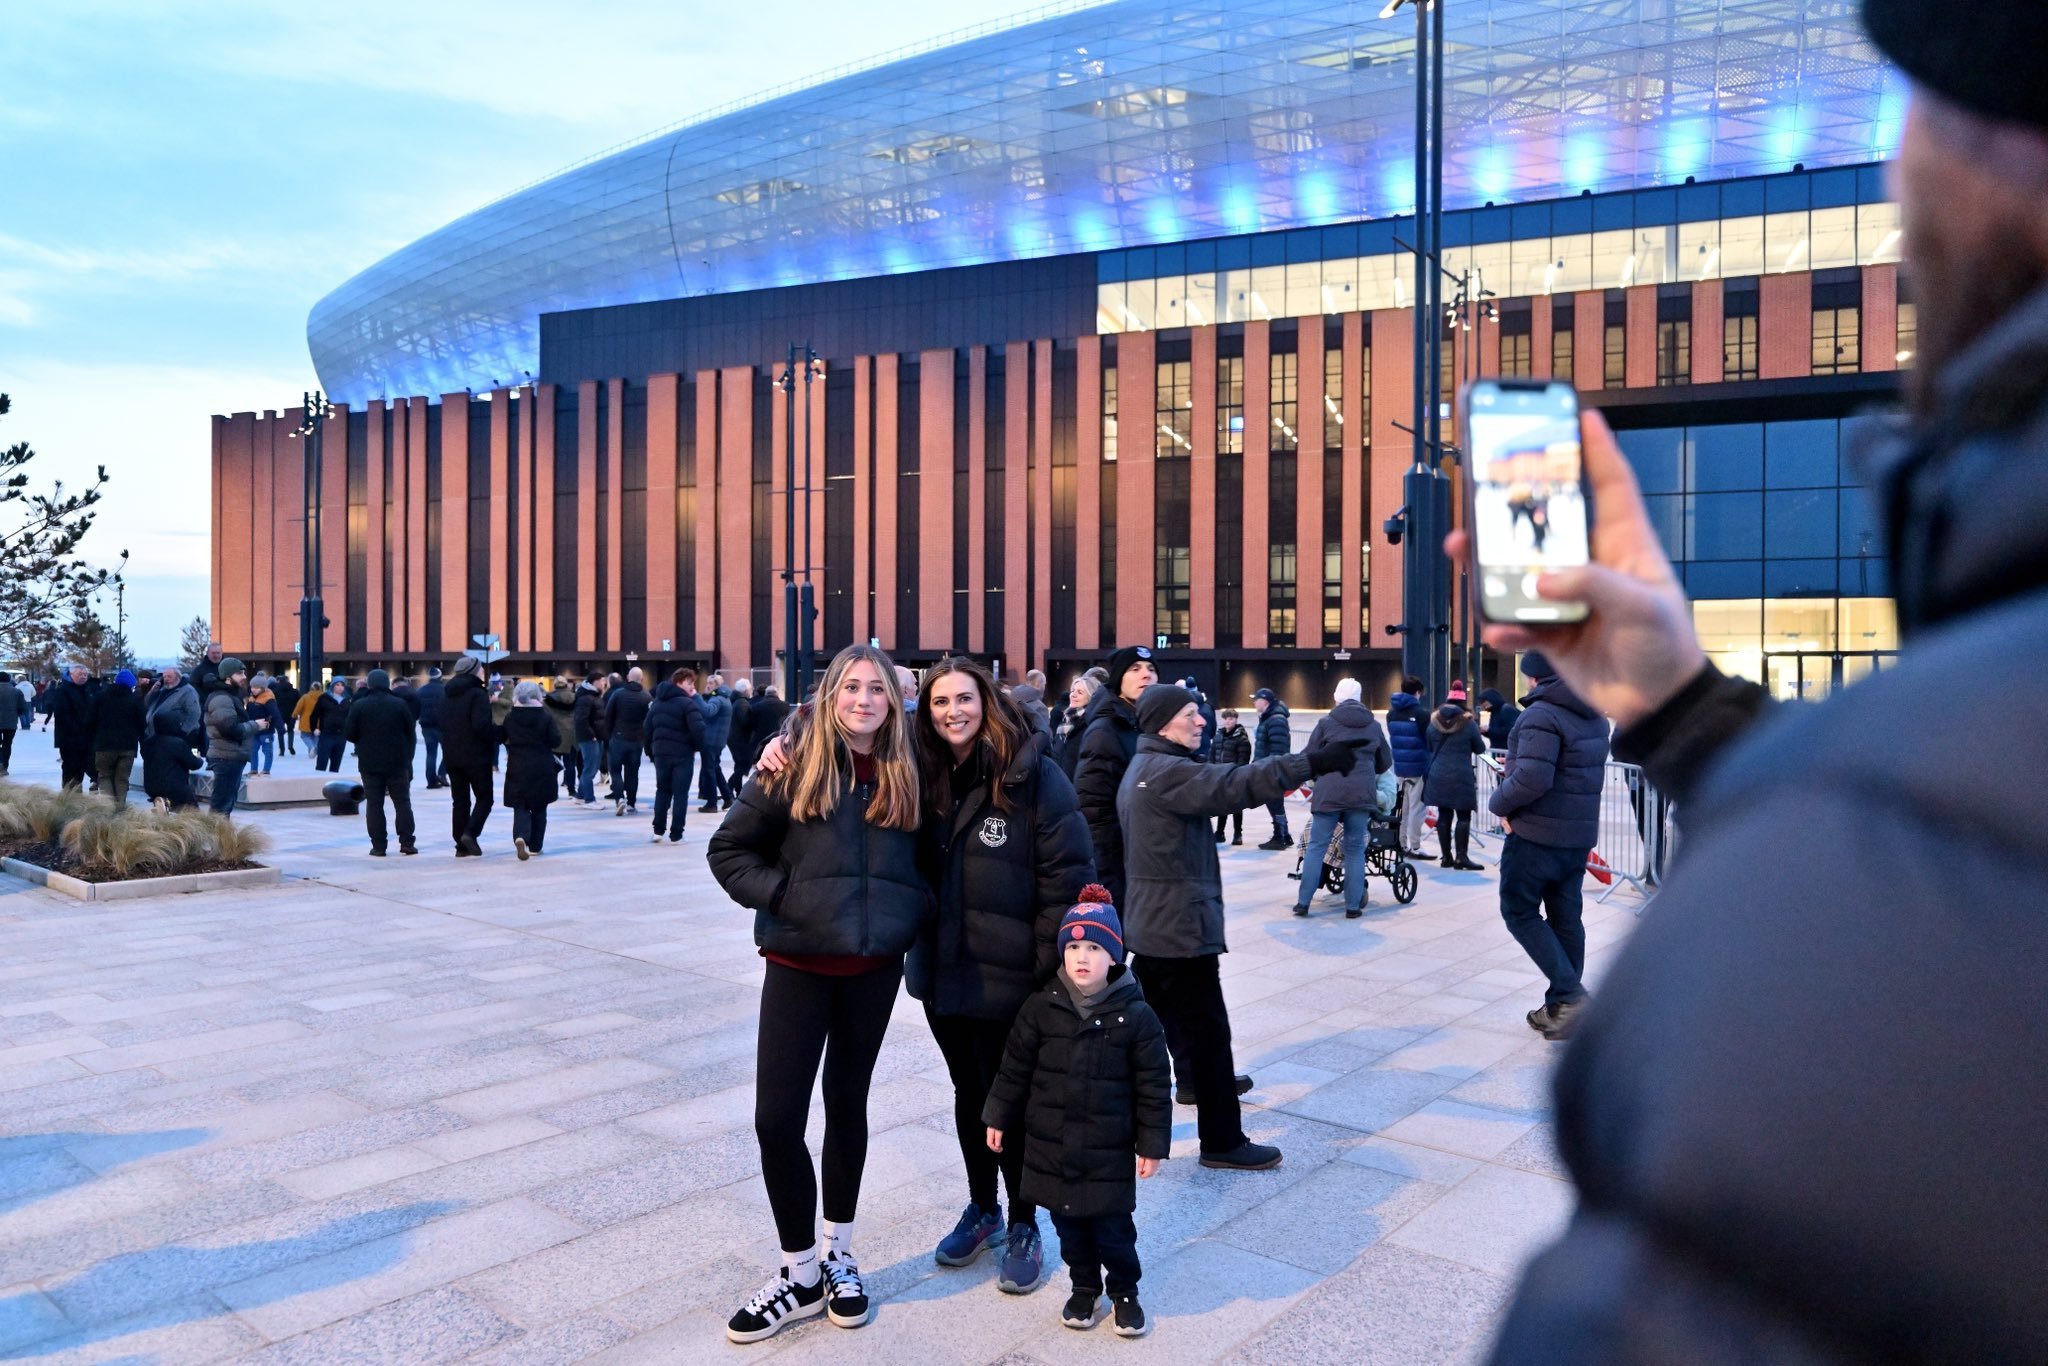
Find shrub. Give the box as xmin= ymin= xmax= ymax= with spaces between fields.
xmin=0 ymin=780 xmax=269 ymax=879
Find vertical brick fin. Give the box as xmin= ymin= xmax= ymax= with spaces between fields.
xmin=219 ymin=413 xmax=255 ymax=655
xmin=1531 ymin=295 xmax=1554 ymax=380
xmin=1032 ymin=341 xmax=1053 ymax=672
xmin=874 ymin=353 xmax=899 ymax=651
xmin=533 ymin=388 xmax=557 ymax=655
xmin=1572 ymin=291 xmax=1604 ymax=393
xmin=807 ymin=361 xmax=826 ymax=651
xmin=211 ymin=416 xmax=224 ymax=645
xmin=1114 ymin=330 xmax=1155 ymax=652
xmin=1692 ymin=281 xmax=1725 ymax=385
xmin=1625 ymin=284 xmax=1657 ymax=389
xmin=1002 ymin=342 xmax=1028 ymax=668
xmin=487 ymin=394 xmax=509 ymax=652
xmin=1368 ymin=311 xmax=1412 ymax=647
xmin=769 ymin=362 xmax=790 ymax=666
xmin=1242 ymin=322 xmax=1271 ymax=650
xmin=718 ymin=367 xmax=754 ymax=675
xmin=576 ymin=382 xmax=599 ymax=653
xmin=852 ymin=356 xmax=873 ymax=648
xmin=251 ymin=413 xmax=275 ymax=656
xmin=388 ymin=402 xmax=407 ymax=653
xmin=1862 ymin=264 xmax=1899 ymax=374
xmin=365 ymin=401 xmax=386 ymax=654
xmin=968 ymin=346 xmax=991 ymax=652
xmin=275 ymin=410 xmax=307 ymax=656
xmin=1296 ymin=321 xmax=1325 ymax=652
xmin=919 ymin=349 xmax=954 ymax=652
xmin=605 ymin=378 xmax=624 ymax=653
xmin=1340 ymin=312 xmax=1366 ymax=650
xmin=321 ymin=404 xmax=348 ymax=658
xmin=1760 ymin=274 xmax=1811 ymax=379
xmin=407 ymin=398 xmax=429 ymax=654
xmin=695 ymin=372 xmax=719 ymax=656
xmin=645 ymin=375 xmax=677 ymax=655
xmin=1188 ymin=328 xmax=1215 ymax=651
xmin=440 ymin=396 xmax=469 ymax=655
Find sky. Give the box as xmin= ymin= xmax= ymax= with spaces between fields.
xmin=0 ymin=0 xmax=1011 ymax=656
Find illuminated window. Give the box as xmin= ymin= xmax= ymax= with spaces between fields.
xmin=1270 ymin=351 xmax=1298 ymax=453
xmin=1812 ymin=273 xmax=1861 ymax=376
xmin=1603 ymin=294 xmax=1627 ymax=389
xmin=1896 ymin=300 xmax=1917 ymax=367
xmin=1724 ymin=280 xmax=1759 ymax=381
xmin=1217 ymin=355 xmax=1244 ymax=455
xmin=1551 ymin=302 xmax=1575 ymax=381
xmin=1101 ymin=366 xmax=1118 ymax=462
xmin=1322 ymin=346 xmax=1344 ymax=449
xmin=1155 ymin=361 xmax=1192 ymax=457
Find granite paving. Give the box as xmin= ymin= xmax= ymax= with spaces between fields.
xmin=0 ymin=725 xmax=1644 ymax=1361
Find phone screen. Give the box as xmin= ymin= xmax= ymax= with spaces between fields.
xmin=1466 ymin=381 xmax=1590 ymax=623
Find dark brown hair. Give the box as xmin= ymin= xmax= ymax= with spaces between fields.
xmin=916 ymin=655 xmax=1033 ymax=813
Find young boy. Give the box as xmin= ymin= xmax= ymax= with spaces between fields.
xmin=984 ymin=888 xmax=1172 ymax=1337
xmin=1210 ymin=708 xmax=1252 ymax=845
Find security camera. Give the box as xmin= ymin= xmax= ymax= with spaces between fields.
xmin=1383 ymin=509 xmax=1407 ymax=545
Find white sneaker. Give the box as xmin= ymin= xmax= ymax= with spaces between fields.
xmin=821 ymin=1254 xmax=872 ymax=1328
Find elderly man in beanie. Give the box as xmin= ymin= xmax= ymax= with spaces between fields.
xmin=438 ymin=654 xmax=500 ymax=857
xmin=1485 ymin=652 xmax=1608 ymax=1040
xmin=344 ymin=668 xmax=419 ymax=857
xmin=1073 ymin=644 xmax=1158 ymax=905
xmin=1117 ymin=682 xmax=1370 ymax=1171
xmin=1462 ymin=6 xmax=2048 ymax=1357
xmin=200 ymin=658 xmax=267 ymax=814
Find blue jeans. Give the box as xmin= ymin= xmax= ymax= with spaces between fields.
xmin=608 ymin=738 xmax=642 ymax=807
xmin=208 ymin=758 xmax=247 ymax=814
xmin=421 ymin=726 xmax=444 ymax=784
xmin=1498 ymin=834 xmax=1590 ymax=1006
xmin=576 ymin=739 xmax=601 ymax=803
xmin=252 ymin=731 xmax=274 ymax=774
xmin=1295 ymin=808 xmax=1371 ymax=912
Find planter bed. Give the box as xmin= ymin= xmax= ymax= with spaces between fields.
xmin=0 ymin=840 xmax=278 ymax=902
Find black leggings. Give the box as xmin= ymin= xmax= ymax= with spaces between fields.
xmin=756 ymin=959 xmax=903 ymax=1252
xmin=926 ymin=1007 xmax=1034 ymax=1225
xmin=1437 ymin=807 xmax=1473 ymax=861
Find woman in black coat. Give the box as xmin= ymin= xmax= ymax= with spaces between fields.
xmin=1053 ymin=674 xmax=1098 ymax=779
xmin=501 ymin=682 xmax=560 ymax=859
xmin=1424 ymin=703 xmax=1489 ymax=870
xmin=310 ymin=680 xmax=351 ymax=772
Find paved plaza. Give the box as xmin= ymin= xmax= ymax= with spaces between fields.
xmin=0 ymin=731 xmax=1639 ymax=1363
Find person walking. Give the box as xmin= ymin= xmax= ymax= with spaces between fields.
xmin=1010 ymin=668 xmax=1053 ymax=735
xmin=201 ymin=659 xmax=267 ymax=815
xmin=0 ymin=671 xmax=28 ymax=776
xmin=292 ymin=683 xmax=320 ymax=754
xmin=1118 ymin=683 xmax=1368 ymax=1168
xmin=141 ymin=710 xmax=204 ymax=811
xmin=746 ymin=684 xmax=790 ymax=772
xmin=727 ymin=676 xmax=755 ymax=787
xmin=310 ymin=678 xmax=352 ymax=772
xmin=707 ymin=644 xmax=926 ymax=1344
xmin=569 ymin=672 xmax=606 ymax=805
xmin=247 ymin=673 xmax=281 ymax=776
xmin=697 ymin=672 xmax=735 ymax=811
xmin=1291 ymin=680 xmax=1393 ymax=916
xmin=439 ymin=655 xmax=500 ymax=857
xmin=89 ymin=668 xmax=146 ymax=805
xmin=644 ymin=667 xmax=707 ymax=843
xmin=1485 ymin=652 xmax=1609 ymax=1038
xmin=49 ymin=664 xmax=96 ymax=791
xmin=1478 ymin=687 xmax=1520 ymax=750
xmin=1386 ymin=675 xmax=1433 ymax=856
xmin=488 ymin=681 xmax=514 ymax=773
xmin=544 ymin=675 xmax=577 ymax=796
xmin=982 ymin=888 xmax=1170 ymax=1338
xmin=603 ymin=665 xmax=652 ymax=816
xmin=1210 ymin=708 xmax=1253 ymax=844
xmin=1424 ymin=697 xmax=1489 ymax=871
xmin=344 ymin=668 xmax=419 ymax=857
xmin=1054 ymin=674 xmax=1099 ymax=779
xmin=415 ymin=667 xmax=446 ymax=787
xmin=270 ymin=672 xmax=300 ymax=758
xmin=502 ymin=681 xmax=561 ymax=860
xmin=1073 ymin=644 xmax=1158 ymax=905
xmin=1249 ymin=688 xmax=1295 ymax=848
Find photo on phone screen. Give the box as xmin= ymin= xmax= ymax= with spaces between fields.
xmin=1465 ymin=381 xmax=1590 ymax=623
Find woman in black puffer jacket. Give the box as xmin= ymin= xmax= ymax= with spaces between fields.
xmin=1424 ymin=702 xmax=1489 ymax=870
xmin=707 ymin=644 xmax=926 ymax=1343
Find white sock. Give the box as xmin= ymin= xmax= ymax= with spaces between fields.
xmin=824 ymin=1220 xmax=854 ymax=1261
xmin=784 ymin=1241 xmax=820 ymax=1288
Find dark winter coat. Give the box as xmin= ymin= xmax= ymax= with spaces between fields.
xmin=1386 ymin=692 xmax=1431 ymax=778
xmin=500 ymin=707 xmax=562 ymax=807
xmin=571 ymin=683 xmax=606 ymax=743
xmin=1072 ymin=690 xmax=1141 ymax=903
xmin=1210 ymin=722 xmax=1252 ymax=769
xmin=1423 ymin=705 xmax=1488 ymax=811
xmin=1010 ymin=685 xmax=1052 ymax=736
xmin=416 ymin=679 xmax=445 ymax=729
xmin=0 ymin=684 xmax=28 ymax=731
xmin=707 ymin=751 xmax=931 ymax=959
xmin=1054 ymin=705 xmax=1089 ymax=778
xmin=1305 ymin=701 xmax=1392 ymax=813
xmin=343 ymin=680 xmax=418 ymax=778
xmin=90 ymin=683 xmax=145 ymax=756
xmin=907 ymin=733 xmax=1096 ymax=1020
xmin=310 ymin=690 xmax=349 ymax=735
xmin=141 ymin=713 xmax=203 ymax=804
xmin=1487 ymin=678 xmax=1609 ymax=849
xmin=1488 ymin=285 xmax=2048 ymax=1366
xmin=982 ymin=967 xmax=1171 ymax=1219
xmin=389 ymin=681 xmax=422 ymax=722
xmin=603 ymin=681 xmax=652 ymax=746
xmin=545 ymin=685 xmax=577 ymax=752
xmin=698 ymin=688 xmax=732 ymax=753
xmin=746 ymin=694 xmax=790 ymax=768
xmin=437 ymin=672 xmax=500 ymax=771
xmin=270 ymin=677 xmax=300 ymax=729
xmin=727 ymin=693 xmax=753 ymax=763
xmin=1480 ymin=690 xmax=1521 ymax=749
xmin=202 ymin=687 xmax=262 ymax=764
xmin=1252 ymin=700 xmax=1292 ymax=758
xmin=1193 ymin=693 xmax=1217 ymax=760
xmin=1118 ymin=735 xmax=1312 ymax=957
xmin=644 ymin=682 xmax=708 ymax=763
xmin=189 ymin=658 xmax=225 ymax=700
xmin=142 ymin=680 xmax=201 ymax=745
xmin=49 ymin=679 xmax=95 ymax=750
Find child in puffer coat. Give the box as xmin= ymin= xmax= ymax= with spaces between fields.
xmin=984 ymin=888 xmax=1171 ymax=1339
xmin=142 ymin=710 xmax=204 ymax=810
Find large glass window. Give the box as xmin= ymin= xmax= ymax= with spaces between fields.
xmin=1896 ymin=301 xmax=1917 ymax=367
xmin=1617 ymin=426 xmax=1684 ymax=494
xmin=1267 ymin=452 xmax=1296 ymax=646
xmin=1688 ymin=422 xmax=1763 ymax=492
xmin=1270 ymin=351 xmax=1299 ymax=452
xmin=1551 ymin=305 xmax=1575 ymax=381
xmin=1765 ymin=488 xmax=1837 ymax=559
xmin=1765 ymin=419 xmax=1837 ymax=488
xmin=1322 ymin=346 xmax=1344 ymax=449
xmin=1690 ymin=492 xmax=1764 ymax=560
xmin=1656 ymin=319 xmax=1690 ymax=385
xmin=1603 ymin=295 xmax=1626 ymax=389
xmin=1155 ymin=360 xmax=1192 ymax=457
xmin=1217 ymin=355 xmax=1243 ymax=455
xmin=1812 ymin=306 xmax=1861 ymax=375
xmin=1102 ymin=365 xmax=1118 ymax=462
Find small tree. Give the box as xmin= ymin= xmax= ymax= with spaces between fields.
xmin=64 ymin=607 xmax=120 ymax=676
xmin=0 ymin=394 xmax=117 ymax=660
xmin=180 ymin=616 xmax=212 ymax=671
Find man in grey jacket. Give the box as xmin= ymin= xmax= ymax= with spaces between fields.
xmin=143 ymin=665 xmax=201 ymax=745
xmin=200 ymin=659 xmax=268 ymax=815
xmin=1117 ymin=683 xmax=1367 ymax=1173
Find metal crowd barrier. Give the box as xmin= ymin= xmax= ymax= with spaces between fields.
xmin=1472 ymin=753 xmax=1671 ymax=906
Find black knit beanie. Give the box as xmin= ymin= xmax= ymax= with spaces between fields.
xmin=1864 ymin=0 xmax=2048 ymax=131
xmin=1136 ymin=683 xmax=1198 ymax=735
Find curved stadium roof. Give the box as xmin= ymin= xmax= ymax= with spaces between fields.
xmin=308 ymin=0 xmax=1901 ymax=405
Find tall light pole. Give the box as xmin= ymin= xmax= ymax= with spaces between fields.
xmin=289 ymin=392 xmax=332 ymax=689
xmin=773 ymin=346 xmax=822 ymax=702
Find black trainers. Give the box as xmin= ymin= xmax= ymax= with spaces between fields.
xmin=821 ymin=1253 xmax=872 ymax=1328
xmin=1112 ymin=1293 xmax=1150 ymax=1337
xmin=1061 ymin=1289 xmax=1105 ymax=1329
xmin=1174 ymin=1074 xmax=1254 ymax=1106
xmin=1199 ymin=1140 xmax=1283 ymax=1170
xmin=725 ymin=1271 xmax=825 ymax=1344
xmin=1256 ymin=836 xmax=1290 ymax=850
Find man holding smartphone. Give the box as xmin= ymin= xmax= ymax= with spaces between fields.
xmin=1463 ymin=2 xmax=2048 ymax=1355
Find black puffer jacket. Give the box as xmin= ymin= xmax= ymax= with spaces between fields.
xmin=437 ymin=671 xmax=499 ymax=770
xmin=746 ymin=694 xmax=791 ymax=768
xmin=343 ymin=681 xmax=418 ymax=777
xmin=1210 ymin=721 xmax=1252 ymax=768
xmin=90 ymin=683 xmax=145 ymax=755
xmin=1305 ymin=701 xmax=1391 ymax=813
xmin=571 ymin=683 xmax=606 ymax=743
xmin=49 ymin=679 xmax=94 ymax=749
xmin=604 ymin=680 xmax=652 ymax=745
xmin=1487 ymin=677 xmax=1609 ymax=848
xmin=416 ymin=679 xmax=444 ymax=728
xmin=1423 ymin=705 xmax=1488 ymax=810
xmin=707 ymin=752 xmax=931 ymax=958
xmin=310 ymin=689 xmax=348 ymax=735
xmin=645 ymin=682 xmax=708 ymax=763
xmin=1480 ymin=690 xmax=1520 ymax=748
xmin=982 ymin=967 xmax=1171 ymax=1219
xmin=908 ymin=733 xmax=1096 ymax=1020
xmin=1072 ymin=690 xmax=1141 ymax=903
xmin=501 ymin=706 xmax=561 ymax=807
xmin=1253 ymin=699 xmax=1292 ymax=757
xmin=141 ymin=712 xmax=203 ymax=803
xmin=1118 ymin=735 xmax=1312 ymax=956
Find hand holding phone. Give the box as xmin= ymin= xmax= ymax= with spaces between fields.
xmin=1461 ymin=379 xmax=1593 ymax=624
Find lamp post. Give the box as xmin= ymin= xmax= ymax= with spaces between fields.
xmin=773 ymin=346 xmax=824 ymax=702
xmin=289 ymin=392 xmax=332 ymax=690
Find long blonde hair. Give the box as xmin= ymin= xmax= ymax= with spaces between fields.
xmin=766 ymin=644 xmax=921 ymax=829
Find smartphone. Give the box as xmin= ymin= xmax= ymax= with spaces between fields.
xmin=1460 ymin=378 xmax=1591 ymax=624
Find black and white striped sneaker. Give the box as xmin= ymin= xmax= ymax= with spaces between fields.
xmin=725 ymin=1271 xmax=825 ymax=1344
xmin=821 ymin=1253 xmax=872 ymax=1328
